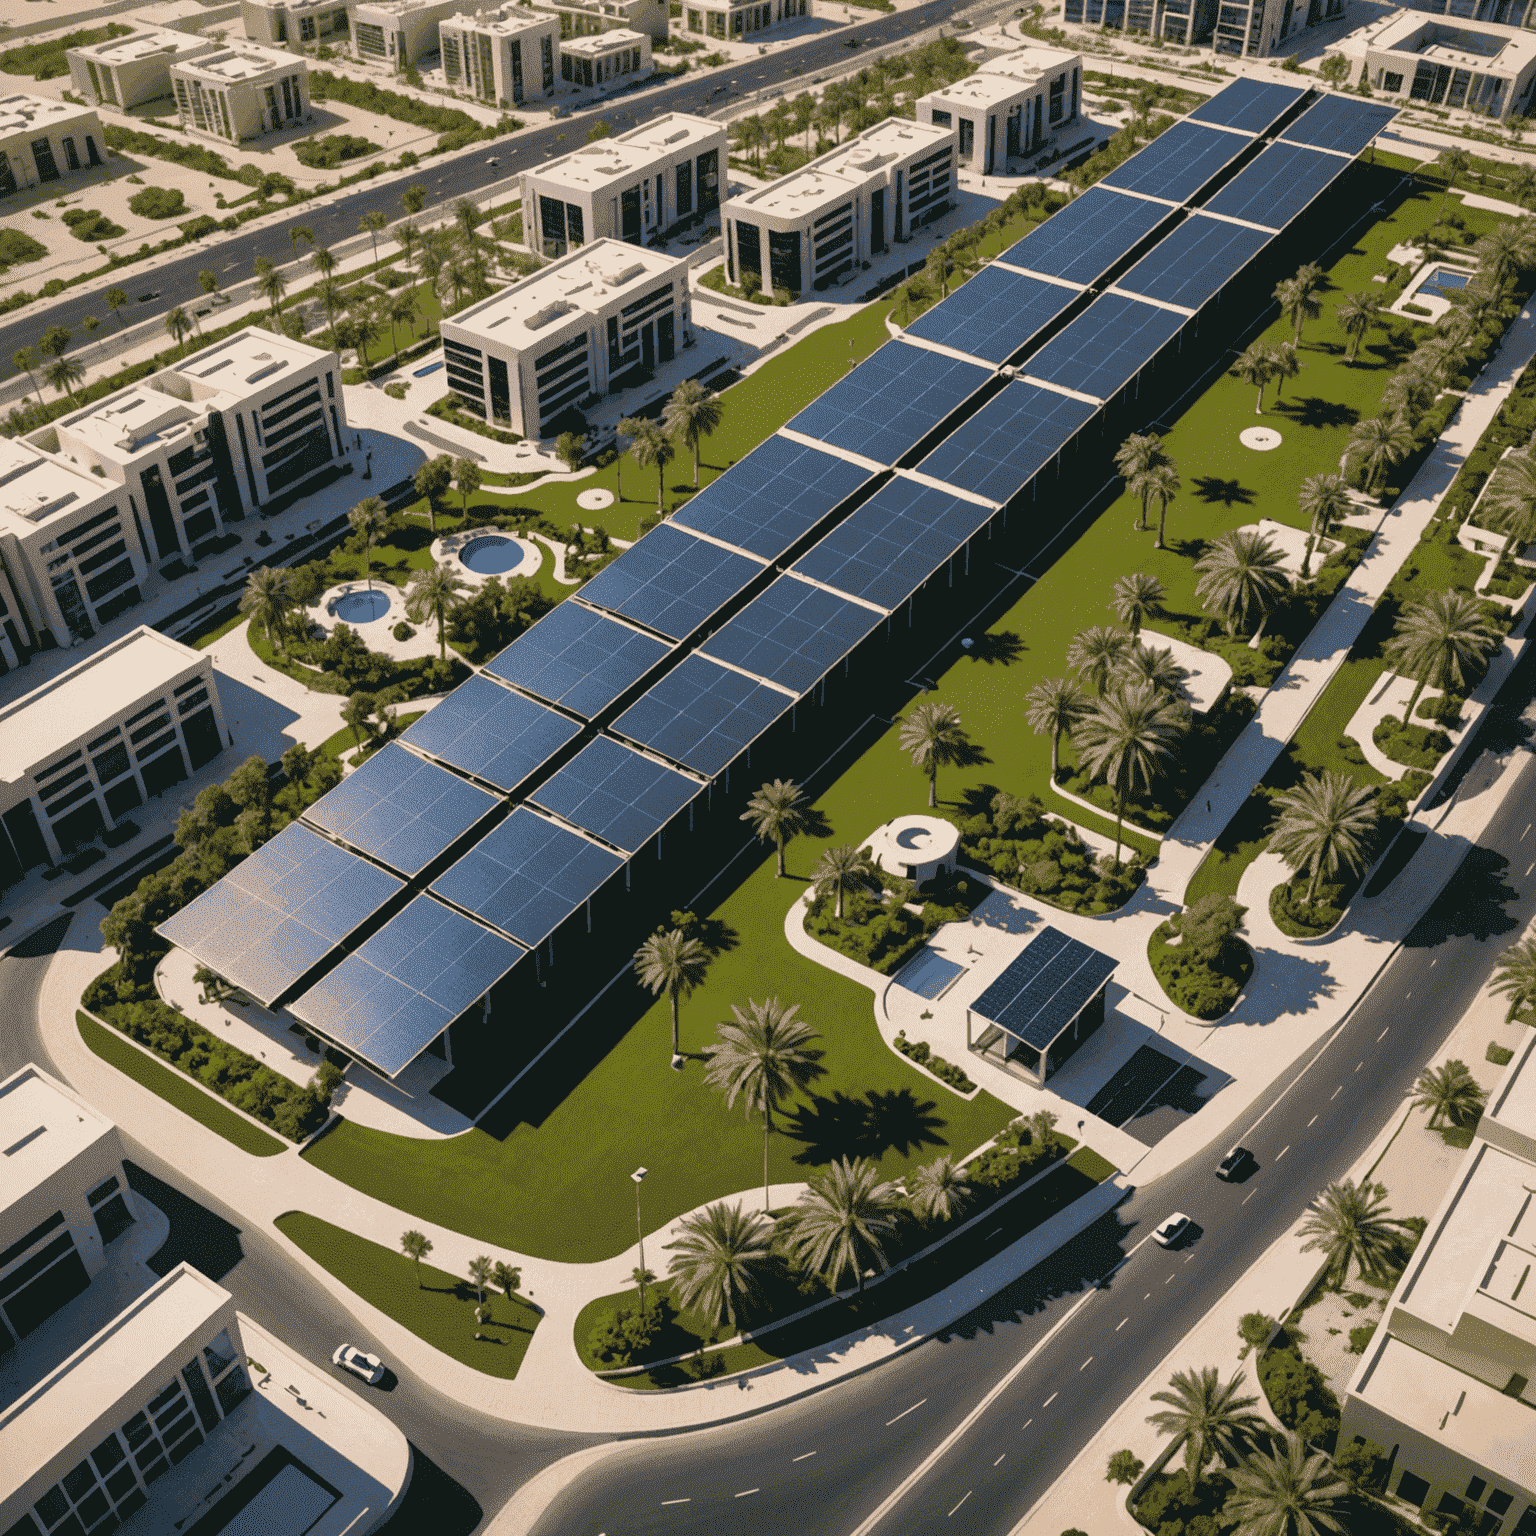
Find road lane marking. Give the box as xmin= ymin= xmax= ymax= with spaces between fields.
xmin=1080 ymin=1357 xmax=1093 ymax=1371
xmin=1185 ymin=1254 xmax=1195 ymax=1264
xmin=1377 ymin=1028 xmax=1389 ymax=1041
xmin=1332 ymin=1087 xmax=1342 ymax=1099
xmin=1116 ymin=1317 xmax=1128 ymax=1331
xmin=1022 ymin=1419 xmax=1032 ymax=1431
xmin=887 ymin=1400 xmax=926 ymax=1425
xmin=1165 ymin=1273 xmax=1176 ymax=1283
xmin=1357 ymin=1061 xmax=1364 ymax=1072
xmin=736 ymin=1489 xmax=759 ymax=1499
xmin=1308 ymin=1115 xmax=1318 ymax=1125
xmin=1043 ymin=1392 xmax=1058 ymax=1407
xmin=994 ymin=1454 xmax=1006 ymax=1467
xmin=794 ymin=1452 xmax=817 ymax=1462
xmin=1243 ymin=1191 xmax=1256 ymax=1204
xmin=1527 ymin=861 xmax=1534 ymax=878
xmin=1277 ymin=1145 xmax=1290 ymax=1160
xmin=1524 ymin=823 xmax=1531 ymax=839
xmin=986 ymin=1229 xmax=1003 ymax=1240
xmin=949 ymin=1492 xmax=972 ymax=1518
xmin=662 ymin=1499 xmax=691 ymax=1505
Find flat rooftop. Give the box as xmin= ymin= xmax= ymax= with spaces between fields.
xmin=533 ymin=112 xmax=719 ymax=189
xmin=986 ymin=43 xmax=1077 ymax=77
xmin=355 ymin=0 xmax=457 ymax=13
xmin=171 ymin=328 xmax=332 ymax=397
xmin=0 ymin=626 xmax=204 ymax=786
xmin=0 ymin=93 xmax=97 ymax=135
xmin=1371 ymin=11 xmax=1536 ymax=65
xmin=447 ymin=4 xmax=551 ymax=31
xmin=46 ymin=385 xmax=199 ymax=465
xmin=926 ymin=72 xmax=1038 ymax=108
xmin=563 ymin=25 xmax=644 ymax=52
xmin=1486 ymin=1030 xmax=1536 ymax=1149
xmin=69 ymin=28 xmax=214 ymax=63
xmin=0 ymin=1065 xmax=116 ymax=1229
xmin=0 ymin=438 xmax=112 ymax=535
xmin=176 ymin=45 xmax=298 ymax=82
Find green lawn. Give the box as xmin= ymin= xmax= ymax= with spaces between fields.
xmin=274 ymin=1211 xmax=540 ymax=1378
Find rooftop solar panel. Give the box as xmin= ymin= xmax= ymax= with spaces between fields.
xmin=916 ymin=380 xmax=1098 ymax=505
xmin=301 ymin=742 xmax=498 ymax=877
xmin=1185 ymin=78 xmax=1307 ymax=136
xmin=290 ymin=895 xmax=528 ymax=1078
xmin=669 ymin=434 xmax=873 ymax=562
xmin=1100 ymin=121 xmax=1250 ymax=206
xmin=1115 ymin=214 xmax=1273 ymax=312
xmin=401 ymin=674 xmax=580 ymax=793
xmin=1281 ymin=95 xmax=1397 ymax=157
xmin=792 ymin=477 xmax=995 ymax=613
xmin=785 ymin=339 xmax=990 ymax=467
xmin=157 ymin=822 xmax=404 ymax=1007
xmin=699 ymin=574 xmax=882 ymax=694
xmin=998 ymin=186 xmax=1171 ymax=288
xmin=1202 ymin=140 xmax=1348 ymax=231
xmin=1022 ymin=294 xmax=1188 ymax=405
xmin=484 ymin=602 xmax=671 ymax=719
xmin=577 ymin=523 xmax=764 ymax=642
xmin=905 ymin=265 xmax=1077 ymax=365
xmin=530 ymin=735 xmax=702 ymax=852
xmin=612 ymin=653 xmax=794 ymax=778
xmin=970 ymin=926 xmax=1119 ymax=1050
xmin=430 ymin=807 xmax=623 ymax=948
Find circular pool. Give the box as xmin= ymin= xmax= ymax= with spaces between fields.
xmin=331 ymin=589 xmax=392 ymax=624
xmin=459 ymin=534 xmax=528 ymax=576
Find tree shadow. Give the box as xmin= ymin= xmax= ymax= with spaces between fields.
xmin=1192 ymin=477 xmax=1256 ymax=507
xmin=1405 ymin=846 xmax=1523 ymax=946
xmin=968 ymin=630 xmax=1025 ymax=666
xmin=783 ymin=1087 xmax=947 ymax=1165
xmin=1272 ymin=396 xmax=1360 ymax=431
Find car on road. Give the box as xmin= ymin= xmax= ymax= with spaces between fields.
xmin=137 ymin=291 xmax=162 ymax=303
xmin=486 ymin=157 xmax=499 ymax=166
xmin=331 ymin=1343 xmax=384 ymax=1384
xmin=1216 ymin=1146 xmax=1254 ymax=1181
xmin=1153 ymin=1213 xmax=1191 ymax=1249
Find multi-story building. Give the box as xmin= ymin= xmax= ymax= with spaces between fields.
xmin=1352 ymin=11 xmax=1536 ymax=114
xmin=522 ymin=111 xmax=725 ymax=256
xmin=1211 ymin=0 xmax=1347 ymax=57
xmin=533 ymin=0 xmax=668 ymax=41
xmin=170 ymin=44 xmax=309 ymax=141
xmin=0 ymin=96 xmax=106 ymax=195
xmin=66 ymin=29 xmax=221 ymax=111
xmin=681 ymin=0 xmax=807 ymax=41
xmin=914 ymin=46 xmax=1081 ymax=172
xmin=722 ymin=116 xmax=955 ymax=294
xmin=350 ymin=0 xmax=461 ymax=64
xmin=559 ymin=26 xmax=650 ymax=87
xmin=440 ymin=239 xmax=691 ymax=435
xmin=239 ymin=0 xmax=350 ymax=46
xmin=440 ymin=5 xmax=559 ymax=103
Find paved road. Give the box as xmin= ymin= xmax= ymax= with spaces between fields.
xmin=526 ymin=687 xmax=1536 ymax=1536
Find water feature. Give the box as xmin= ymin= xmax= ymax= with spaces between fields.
xmin=331 ymin=589 xmax=392 ymax=624
xmin=459 ymin=535 xmax=528 ymax=576
xmin=1422 ymin=267 xmax=1470 ymax=297
xmin=894 ymin=948 xmax=965 ymax=1000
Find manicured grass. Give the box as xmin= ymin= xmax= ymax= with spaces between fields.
xmin=193 ymin=609 xmax=246 ymax=649
xmin=275 ymin=1211 xmax=540 ymax=1378
xmin=77 ymin=1010 xmax=286 ymax=1157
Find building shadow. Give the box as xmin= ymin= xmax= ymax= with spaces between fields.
xmin=124 ymin=1160 xmax=245 ymax=1283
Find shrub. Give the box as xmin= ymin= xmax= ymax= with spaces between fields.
xmin=128 ymin=186 xmax=187 ymax=219
xmin=0 ymin=228 xmax=47 ymax=272
xmin=1270 ymin=877 xmax=1345 ymax=939
xmin=1149 ymin=901 xmax=1252 ymax=1020
xmin=392 ymin=620 xmax=415 ymax=641
xmin=1333 ymin=1437 xmax=1389 ymax=1494
xmin=1416 ymin=691 xmax=1464 ymax=725
xmin=1347 ymin=1321 xmax=1378 ymax=1354
xmin=62 ymin=208 xmax=125 ymax=242
xmin=180 ymin=215 xmax=219 ymax=240
xmin=308 ymin=70 xmax=480 ymax=133
xmin=294 ymin=134 xmax=380 ymax=169
xmin=1106 ymin=1449 xmax=1144 ymax=1486
xmin=588 ymin=1302 xmax=665 ymax=1367
xmin=102 ymin=123 xmax=240 ymax=179
xmin=1489 ymin=1041 xmax=1515 ymax=1065
xmin=0 ymin=21 xmax=132 ymax=77
xmin=1373 ymin=714 xmax=1451 ymax=769
xmin=1258 ymin=1338 xmax=1341 ymax=1451
xmin=891 ymin=1033 xmax=974 ymax=1093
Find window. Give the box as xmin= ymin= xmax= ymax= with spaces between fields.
xmin=1467 ymin=1479 xmax=1487 ymax=1503
xmin=958 ymin=118 xmax=973 ymax=158
xmin=87 ymin=1175 xmax=120 ymax=1206
xmin=1383 ymin=71 xmax=1403 ymax=92
xmin=1396 ymin=1472 xmax=1430 ymax=1508
xmin=1487 ymin=1491 xmax=1514 ymax=1517
xmin=930 ymin=108 xmax=951 ymax=126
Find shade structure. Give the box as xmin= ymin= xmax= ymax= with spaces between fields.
xmin=1280 ymin=95 xmax=1398 ymax=157
xmin=905 ymin=265 xmax=1078 ymax=366
xmin=1021 ymin=293 xmax=1188 ymax=405
xmin=1185 ymin=78 xmax=1307 ymax=137
xmin=530 ymin=735 xmax=704 ymax=853
xmin=998 ymin=186 xmax=1172 ymax=288
xmin=1114 ymin=214 xmax=1274 ymax=313
xmin=1098 ymin=121 xmax=1251 ymax=206
xmin=400 ymin=673 xmax=580 ymax=793
xmin=1202 ymin=141 xmax=1350 ymax=232
xmin=969 ymin=925 xmax=1118 ymax=1051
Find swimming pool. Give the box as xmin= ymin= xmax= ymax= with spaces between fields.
xmin=1422 ymin=267 xmax=1470 ymax=297
xmin=895 ymin=948 xmax=964 ymax=1000
xmin=332 ymin=589 xmax=391 ymax=624
xmin=414 ymin=359 xmax=445 ymax=377
xmin=459 ymin=534 xmax=527 ymax=575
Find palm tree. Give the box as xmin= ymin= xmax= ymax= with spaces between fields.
xmin=404 ymin=564 xmax=466 ymax=660
xmin=1076 ymin=683 xmax=1185 ymax=868
xmin=44 ymin=355 xmax=85 ymax=398
xmin=105 ymin=287 xmax=128 ymax=327
xmin=254 ymin=257 xmax=287 ymax=320
xmin=387 ymin=288 xmax=418 ymax=361
xmin=1296 ymin=472 xmax=1351 ymax=579
xmin=348 ymin=497 xmax=389 ymax=592
xmin=627 ymin=422 xmax=674 ymax=512
xmin=239 ymin=566 xmax=295 ymax=652
xmin=1275 ymin=262 xmax=1325 ymax=346
xmin=662 ymin=378 xmax=723 ymax=488
xmin=358 ymin=208 xmax=387 ymax=266
xmin=400 ymin=1228 xmax=433 ymax=1287
xmin=342 ymin=691 xmax=376 ymax=753
xmin=1268 ymin=771 xmax=1378 ymax=906
xmin=1300 ymin=1178 xmax=1409 ymax=1289
xmin=1195 ymin=529 xmax=1289 ymax=641
xmin=812 ymin=843 xmax=876 ymax=921
xmin=1335 ymin=290 xmax=1383 ymax=363
xmin=1381 ymin=369 xmax=1438 ymax=433
xmin=1483 ymin=445 xmax=1536 ymax=560
xmin=452 ymin=455 xmax=481 ymax=517
xmin=740 ymin=778 xmax=810 ymax=877
xmin=1508 ymin=160 xmax=1536 ymax=212
xmin=781 ymin=1155 xmax=902 ymax=1294
xmin=907 ymin=1153 xmax=971 ymax=1224
xmin=1110 ymin=572 xmax=1166 ymax=636
xmin=1412 ymin=1058 xmax=1486 ymax=1130
xmin=11 ymin=346 xmax=42 ymax=406
xmin=1116 ymin=642 xmax=1187 ymax=698
xmin=703 ymin=997 xmax=821 ymax=1212
xmin=664 ymin=1200 xmax=773 ymax=1329
xmin=1385 ymin=588 xmax=1500 ymax=725
xmin=1114 ymin=431 xmax=1163 ymax=532
xmin=287 ymin=224 xmax=315 ymax=265
xmin=1025 ymin=676 xmax=1086 ymax=781
xmin=1493 ymin=934 xmax=1536 ymax=1020
xmin=1148 ymin=459 xmax=1181 ymax=550
xmin=1225 ymin=1433 xmax=1351 ymax=1536
xmin=311 ymin=244 xmax=338 ymax=281
xmin=492 ymin=1260 xmax=521 ymax=1298
xmin=1146 ymin=1365 xmax=1266 ymax=1490
xmin=633 ymin=926 xmax=711 ymax=1060
xmin=614 ymin=415 xmax=645 ymax=501
xmin=896 ymin=699 xmax=972 ymax=808
xmin=82 ymin=314 xmax=102 ymax=355
xmin=1269 ymin=340 xmax=1300 ymax=402
xmin=1437 ymin=145 xmax=1472 ymax=223
xmin=467 ymin=1253 xmax=493 ymax=1305
xmin=350 ymin=308 xmax=383 ymax=372
xmin=1474 ymin=218 xmax=1534 ymax=296
xmin=1067 ymin=625 xmax=1133 ymax=696
xmin=1234 ymin=340 xmax=1277 ymax=413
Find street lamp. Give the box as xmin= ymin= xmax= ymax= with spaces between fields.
xmin=632 ymin=1166 xmax=648 ymax=1277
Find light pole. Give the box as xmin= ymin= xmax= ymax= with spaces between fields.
xmin=632 ymin=1166 xmax=648 ymax=1278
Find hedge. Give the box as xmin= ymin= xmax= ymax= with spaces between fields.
xmin=128 ymin=186 xmax=187 ymax=219
xmin=308 ymin=70 xmax=480 ymax=133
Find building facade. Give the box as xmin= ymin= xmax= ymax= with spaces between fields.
xmin=559 ymin=27 xmax=650 ymax=87
xmin=350 ymin=0 xmax=461 ymax=63
xmin=239 ymin=0 xmax=350 ymax=45
xmin=66 ymin=29 xmax=221 ymax=110
xmin=170 ymin=45 xmax=309 ymax=141
xmin=915 ymin=46 xmax=1081 ymax=172
xmin=1212 ymin=0 xmax=1347 ymax=57
xmin=0 ymin=96 xmax=105 ymax=195
xmin=723 ymin=116 xmax=955 ymax=294
xmin=440 ymin=5 xmax=559 ymax=102
xmin=682 ymin=0 xmax=807 ymax=40
xmin=533 ymin=0 xmax=668 ymax=40
xmin=1353 ymin=11 xmax=1536 ymax=114
xmin=441 ymin=239 xmax=691 ymax=435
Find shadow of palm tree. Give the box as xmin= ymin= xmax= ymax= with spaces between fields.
xmin=969 ymin=630 xmax=1025 ymax=666
xmin=1273 ymin=396 xmax=1360 ymax=431
xmin=1192 ymin=477 xmax=1256 ymax=507
xmin=1405 ymin=846 xmax=1523 ymax=946
xmin=784 ymin=1087 xmax=947 ymax=1165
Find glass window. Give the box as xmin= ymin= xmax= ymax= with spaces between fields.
xmin=89 ymin=1434 xmax=125 ymax=1475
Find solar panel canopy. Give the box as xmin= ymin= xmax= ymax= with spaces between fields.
xmin=401 ymin=673 xmax=580 ymax=792
xmin=156 ymin=822 xmax=404 ymax=1007
xmin=431 ymin=806 xmax=623 ymax=948
xmin=669 ymin=434 xmax=872 ymax=562
xmin=1115 ymin=214 xmax=1273 ymax=313
xmin=290 ymin=894 xmax=528 ymax=1077
xmin=970 ymin=926 xmax=1118 ymax=1050
xmin=998 ymin=186 xmax=1170 ymax=288
xmin=530 ymin=735 xmax=702 ymax=852
xmin=301 ymin=742 xmax=497 ymax=877
xmin=577 ymin=522 xmax=764 ymax=642
xmin=785 ymin=339 xmax=990 ymax=467
xmin=1024 ymin=293 xmax=1187 ymax=404
xmin=485 ymin=602 xmax=671 ymax=719
xmin=905 ymin=265 xmax=1077 ymax=366
xmin=1185 ymin=78 xmax=1306 ymax=136
xmin=1099 ymin=121 xmax=1249 ymax=206
xmin=1281 ymin=95 xmax=1397 ymax=156
xmin=1201 ymin=140 xmax=1347 ymax=231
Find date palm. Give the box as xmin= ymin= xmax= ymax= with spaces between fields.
xmin=1299 ymin=1178 xmax=1408 ymax=1290
xmin=1148 ymin=459 xmax=1181 ymax=550
xmin=1146 ymin=1365 xmax=1266 ymax=1490
xmin=812 ymin=843 xmax=876 ymax=920
xmin=614 ymin=415 xmax=645 ymax=501
xmin=662 ymin=378 xmax=723 ymax=488
xmin=467 ymin=1253 xmax=493 ymax=1305
xmin=1269 ymin=340 xmax=1299 ymax=402
xmin=1385 ymin=588 xmax=1500 ymax=725
xmin=897 ymin=699 xmax=972 ymax=808
xmin=628 ymin=421 xmax=675 ymax=512
xmin=1508 ymin=160 xmax=1536 ymax=211
xmin=404 ymin=564 xmax=466 ymax=660
xmin=1067 ymin=624 xmax=1133 ymax=697
xmin=1335 ymin=290 xmax=1384 ymax=364
xmin=1380 ymin=368 xmax=1437 ymax=433
xmin=1234 ymin=340 xmax=1277 ymax=414
xmin=1483 ymin=445 xmax=1536 ymax=562
xmin=1195 ymin=528 xmax=1289 ymax=641
xmin=1116 ymin=642 xmax=1187 ymax=699
xmin=254 ymin=256 xmax=286 ymax=320
xmin=1296 ymin=471 xmax=1351 ymax=579
xmin=633 ymin=926 xmax=711 ymax=1060
xmin=348 ymin=496 xmax=389 ymax=592
xmin=664 ymin=1200 xmax=773 ymax=1329
xmin=400 ymin=1228 xmax=433 ymax=1287
xmin=1268 ymin=770 xmax=1377 ymax=906
xmin=1025 ymin=676 xmax=1086 ymax=781
xmin=1109 ymin=572 xmax=1166 ymax=636
xmin=1437 ymin=145 xmax=1472 ymax=223
xmin=12 ymin=345 xmax=42 ymax=405
xmin=44 ymin=354 xmax=85 ymax=398
xmin=1225 ymin=1433 xmax=1351 ymax=1536
xmin=1114 ymin=432 xmax=1163 ymax=532
xmin=1275 ymin=262 xmax=1324 ymax=346
xmin=350 ymin=307 xmax=382 ymax=371
xmin=741 ymin=778 xmax=810 ymax=877
xmin=358 ymin=207 xmax=387 ymax=266
xmin=1493 ymin=934 xmax=1536 ymax=1020
xmin=1412 ymin=1058 xmax=1486 ymax=1130
xmin=907 ymin=1153 xmax=971 ymax=1224
xmin=239 ymin=566 xmax=295 ymax=652
xmin=1076 ymin=682 xmax=1185 ymax=868
xmin=1474 ymin=217 xmax=1533 ymax=296
xmin=781 ymin=1155 xmax=902 ymax=1294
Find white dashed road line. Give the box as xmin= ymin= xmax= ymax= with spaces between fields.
xmin=887 ymin=1400 xmax=926 ymax=1426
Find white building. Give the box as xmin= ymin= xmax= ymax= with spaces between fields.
xmin=350 ymin=0 xmax=460 ymax=64
xmin=1350 ymin=11 xmax=1536 ymax=116
xmin=441 ymin=239 xmax=691 ymax=435
xmin=0 ymin=628 xmax=227 ymax=870
xmin=1210 ymin=0 xmax=1346 ymax=58
xmin=559 ymin=26 xmax=650 ymax=88
xmin=240 ymin=0 xmax=350 ymax=46
xmin=534 ymin=0 xmax=668 ymax=40
xmin=0 ymin=96 xmax=106 ymax=195
xmin=66 ymin=29 xmax=221 ymax=110
xmin=522 ymin=111 xmax=725 ymax=256
xmin=170 ymin=44 xmax=309 ymax=142
xmin=681 ymin=0 xmax=806 ymax=41
xmin=915 ymin=46 xmax=1081 ymax=173
xmin=440 ymin=5 xmax=559 ymax=103
xmin=722 ymin=116 xmax=955 ymax=295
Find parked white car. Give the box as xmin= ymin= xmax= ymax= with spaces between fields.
xmin=331 ymin=1343 xmax=384 ymax=1384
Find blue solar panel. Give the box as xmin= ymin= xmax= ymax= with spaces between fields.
xmin=577 ymin=523 xmax=764 ymax=642
xmin=1202 ymin=141 xmax=1348 ymax=231
xmin=1115 ymin=215 xmax=1273 ymax=312
xmin=401 ymin=674 xmax=580 ymax=792
xmin=917 ymin=380 xmax=1098 ymax=505
xmin=531 ymin=735 xmax=702 ymax=852
xmin=1186 ymin=78 xmax=1306 ymax=136
xmin=431 ymin=807 xmax=623 ymax=948
xmin=291 ymin=895 xmax=528 ymax=1077
xmin=970 ymin=926 xmax=1119 ymax=1050
xmin=1100 ymin=122 xmax=1249 ymax=206
xmin=793 ymin=477 xmax=995 ymax=612
xmin=699 ymin=574 xmax=882 ymax=695
xmin=484 ymin=602 xmax=670 ymax=719
xmin=613 ymin=653 xmax=793 ymax=779
xmin=999 ymin=187 xmax=1171 ymax=288
xmin=1281 ymin=96 xmax=1397 ymax=157
xmin=157 ymin=823 xmax=403 ymax=1006
xmin=905 ymin=265 xmax=1077 ymax=365
xmin=301 ymin=743 xmax=498 ymax=877
xmin=1023 ymin=294 xmax=1188 ymax=405
xmin=670 ymin=435 xmax=873 ymax=562
xmin=786 ymin=339 xmax=990 ymax=467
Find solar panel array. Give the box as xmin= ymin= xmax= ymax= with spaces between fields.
xmin=998 ymin=186 xmax=1171 ymax=288
xmin=1202 ymin=141 xmax=1351 ymax=232
xmin=530 ymin=735 xmax=704 ymax=853
xmin=1099 ymin=121 xmax=1250 ymax=206
xmin=486 ymin=602 xmax=671 ymax=719
xmin=1113 ymin=215 xmax=1275 ymax=313
xmin=1023 ymin=294 xmax=1189 ymax=404
xmin=1185 ymin=77 xmax=1307 ymax=136
xmin=906 ymin=266 xmax=1077 ymax=366
xmin=400 ymin=674 xmax=580 ymax=792
xmin=969 ymin=926 xmax=1119 ymax=1050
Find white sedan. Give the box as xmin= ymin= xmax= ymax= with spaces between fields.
xmin=1153 ymin=1213 xmax=1192 ymax=1249
xmin=331 ymin=1344 xmax=384 ymax=1384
